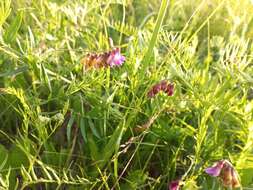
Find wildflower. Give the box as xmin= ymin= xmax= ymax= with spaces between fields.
xmin=205 ymin=160 xmax=225 ymax=177
xmin=168 ymin=180 xmax=180 ymax=190
xmin=148 ymin=80 xmax=174 ymax=98
xmin=106 ymin=48 xmax=125 ymax=67
xmin=220 ymin=162 xmax=240 ymax=188
xmin=82 ymin=48 xmax=125 ymax=69
xmin=205 ymin=160 xmax=240 ymax=188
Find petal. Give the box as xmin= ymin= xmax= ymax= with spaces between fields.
xmin=220 ymin=161 xmax=241 ymax=188
xmin=231 ymin=169 xmax=241 ymax=188
xmin=205 ymin=167 xmax=221 ymax=177
xmin=153 ymin=84 xmax=161 ymax=93
xmin=165 ymin=84 xmax=174 ymax=96
xmin=220 ymin=164 xmax=233 ymax=187
xmin=147 ymin=90 xmax=155 ymax=98
xmin=107 ymin=50 xmax=125 ymax=67
xmin=205 ymin=160 xmax=225 ymax=177
xmin=160 ymin=80 xmax=168 ymax=91
xmin=169 ymin=180 xmax=180 ymax=190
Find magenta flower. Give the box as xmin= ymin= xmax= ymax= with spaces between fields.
xmin=164 ymin=83 xmax=174 ymax=96
xmin=168 ymin=180 xmax=180 ymax=190
xmin=205 ymin=160 xmax=225 ymax=177
xmin=205 ymin=160 xmax=240 ymax=188
xmin=82 ymin=47 xmax=125 ymax=69
xmin=106 ymin=48 xmax=125 ymax=67
xmin=148 ymin=80 xmax=174 ymax=98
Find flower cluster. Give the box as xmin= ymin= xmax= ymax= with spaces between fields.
xmin=147 ymin=80 xmax=174 ymax=98
xmin=82 ymin=48 xmax=125 ymax=69
xmin=167 ymin=160 xmax=240 ymax=190
xmin=205 ymin=160 xmax=240 ymax=188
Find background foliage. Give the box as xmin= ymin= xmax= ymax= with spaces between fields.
xmin=0 ymin=0 xmax=253 ymax=189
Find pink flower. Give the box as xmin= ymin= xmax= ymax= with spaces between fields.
xmin=82 ymin=47 xmax=125 ymax=69
xmin=106 ymin=48 xmax=125 ymax=67
xmin=164 ymin=83 xmax=174 ymax=96
xmin=168 ymin=180 xmax=180 ymax=190
xmin=147 ymin=80 xmax=174 ymax=98
xmin=205 ymin=160 xmax=225 ymax=177
xmin=205 ymin=160 xmax=240 ymax=188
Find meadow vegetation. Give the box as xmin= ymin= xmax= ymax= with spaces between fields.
xmin=0 ymin=0 xmax=253 ymax=189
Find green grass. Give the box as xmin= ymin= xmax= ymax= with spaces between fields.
xmin=0 ymin=0 xmax=253 ymax=189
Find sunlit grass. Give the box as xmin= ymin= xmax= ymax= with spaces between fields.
xmin=0 ymin=0 xmax=253 ymax=189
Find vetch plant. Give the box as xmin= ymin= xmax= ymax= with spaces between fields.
xmin=168 ymin=180 xmax=181 ymax=190
xmin=0 ymin=0 xmax=253 ymax=189
xmin=205 ymin=160 xmax=241 ymax=188
xmin=147 ymin=80 xmax=174 ymax=98
xmin=82 ymin=48 xmax=125 ymax=69
xmin=106 ymin=48 xmax=125 ymax=67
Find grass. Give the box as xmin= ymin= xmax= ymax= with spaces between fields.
xmin=0 ymin=0 xmax=253 ymax=189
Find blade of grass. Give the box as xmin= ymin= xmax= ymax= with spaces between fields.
xmin=4 ymin=11 xmax=23 ymax=44
xmin=142 ymin=0 xmax=169 ymax=68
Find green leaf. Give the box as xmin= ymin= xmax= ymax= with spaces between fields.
xmin=99 ymin=123 xmax=125 ymax=168
xmin=87 ymin=132 xmax=100 ymax=161
xmin=0 ymin=65 xmax=29 ymax=78
xmin=88 ymin=118 xmax=100 ymax=139
xmin=67 ymin=114 xmax=75 ymax=143
xmin=182 ymin=179 xmax=199 ymax=190
xmin=80 ymin=117 xmax=87 ymax=142
xmin=4 ymin=11 xmax=23 ymax=44
xmin=0 ymin=144 xmax=8 ymax=171
xmin=240 ymin=168 xmax=253 ymax=187
xmin=0 ymin=0 xmax=11 ymax=27
xmin=125 ymin=170 xmax=148 ymax=189
xmin=41 ymin=63 xmax=52 ymax=92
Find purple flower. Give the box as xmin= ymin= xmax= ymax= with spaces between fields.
xmin=205 ymin=160 xmax=225 ymax=177
xmin=164 ymin=83 xmax=174 ymax=96
xmin=205 ymin=160 xmax=241 ymax=188
xmin=147 ymin=80 xmax=174 ymax=98
xmin=106 ymin=48 xmax=125 ymax=67
xmin=168 ymin=180 xmax=180 ymax=190
xmin=82 ymin=48 xmax=125 ymax=69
